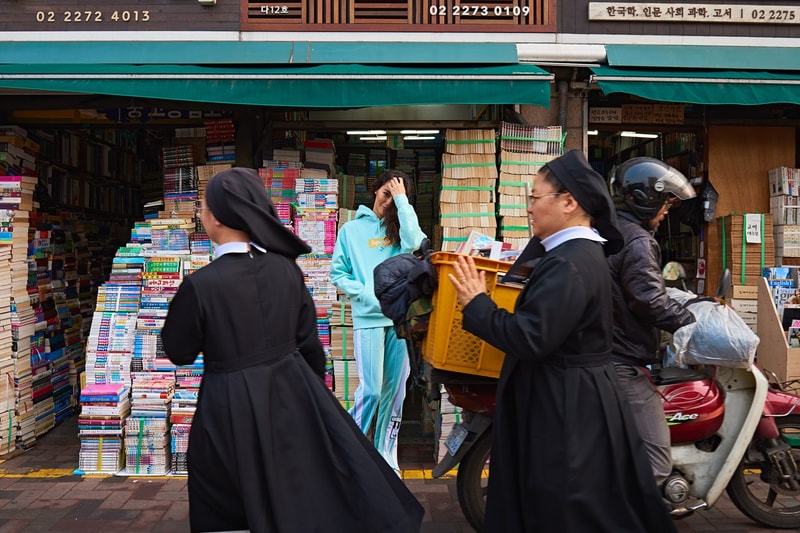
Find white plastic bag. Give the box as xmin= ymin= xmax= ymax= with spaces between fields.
xmin=666 ymin=287 xmax=759 ymax=368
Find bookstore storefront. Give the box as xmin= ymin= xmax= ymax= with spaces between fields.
xmin=588 ymin=43 xmax=800 ymax=296
xmin=587 ymin=43 xmax=800 ymax=385
xmin=0 ymin=38 xmax=562 ymax=473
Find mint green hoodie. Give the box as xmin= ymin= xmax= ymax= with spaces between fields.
xmin=330 ymin=194 xmax=426 ymax=329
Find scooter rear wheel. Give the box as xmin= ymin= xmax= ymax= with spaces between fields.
xmin=456 ymin=430 xmax=491 ymax=533
xmin=726 ymin=415 xmax=800 ymax=529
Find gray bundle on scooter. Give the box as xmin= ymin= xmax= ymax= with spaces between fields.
xmin=665 ymin=287 xmax=759 ymax=368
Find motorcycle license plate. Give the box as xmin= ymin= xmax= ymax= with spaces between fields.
xmin=445 ymin=424 xmax=469 ymax=456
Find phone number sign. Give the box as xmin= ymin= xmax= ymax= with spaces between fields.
xmin=589 ymin=3 xmax=800 ymax=23
xmin=243 ymin=0 xmax=554 ymax=31
xmin=0 ymin=1 xmax=239 ymax=31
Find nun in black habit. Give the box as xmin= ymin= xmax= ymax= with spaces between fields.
xmin=449 ymin=150 xmax=677 ymax=532
xmin=161 ymin=168 xmax=424 ymax=533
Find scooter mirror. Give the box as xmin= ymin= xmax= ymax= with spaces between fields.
xmin=662 ymin=261 xmax=686 ymax=281
xmin=717 ymin=268 xmax=732 ymax=300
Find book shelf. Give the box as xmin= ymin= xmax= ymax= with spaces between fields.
xmin=756 ymin=276 xmax=800 ymax=382
xmin=33 ymin=128 xmax=144 ymax=219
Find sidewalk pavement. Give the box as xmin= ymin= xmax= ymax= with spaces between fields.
xmin=0 ymin=415 xmax=784 ymax=533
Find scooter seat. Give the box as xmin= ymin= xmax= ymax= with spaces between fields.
xmin=651 ymin=366 xmax=712 ymax=386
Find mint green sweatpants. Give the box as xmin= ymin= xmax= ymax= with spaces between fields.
xmin=349 ymin=326 xmax=410 ymax=471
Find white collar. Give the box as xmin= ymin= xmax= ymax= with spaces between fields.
xmin=214 ymin=241 xmax=266 ymax=258
xmin=541 ymin=226 xmax=607 ymax=252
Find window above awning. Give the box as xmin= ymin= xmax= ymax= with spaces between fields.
xmin=0 ymin=63 xmax=554 ymax=108
xmin=590 ymin=66 xmax=800 ymax=106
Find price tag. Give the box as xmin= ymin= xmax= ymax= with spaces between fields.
xmin=745 ymin=214 xmax=762 ymax=244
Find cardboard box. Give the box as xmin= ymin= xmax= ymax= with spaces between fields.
xmin=337 ymin=173 xmax=355 ymax=210
xmin=732 ymin=285 xmax=759 ymax=299
xmin=730 ymin=298 xmax=758 ymax=314
xmin=737 ymin=311 xmax=758 ymax=334
xmin=721 ymin=214 xmax=775 ymax=286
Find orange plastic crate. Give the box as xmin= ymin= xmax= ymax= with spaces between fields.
xmin=423 ymin=252 xmax=523 ymax=378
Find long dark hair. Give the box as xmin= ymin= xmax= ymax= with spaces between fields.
xmin=372 ymin=169 xmax=414 ymax=246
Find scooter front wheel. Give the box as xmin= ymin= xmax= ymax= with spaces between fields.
xmin=456 ymin=430 xmax=492 ymax=533
xmin=726 ymin=415 xmax=800 ymax=529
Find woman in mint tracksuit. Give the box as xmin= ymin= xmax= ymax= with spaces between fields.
xmin=330 ymin=169 xmax=426 ymax=473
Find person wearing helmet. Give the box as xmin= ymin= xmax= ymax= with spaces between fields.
xmin=608 ymin=157 xmax=697 ymax=494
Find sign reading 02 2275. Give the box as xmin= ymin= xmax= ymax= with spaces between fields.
xmin=34 ymin=10 xmax=151 ymax=23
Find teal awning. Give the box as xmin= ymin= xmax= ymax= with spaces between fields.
xmin=0 ymin=63 xmax=553 ymax=107
xmin=0 ymin=41 xmax=519 ymax=65
xmin=606 ymin=45 xmax=800 ymax=71
xmin=590 ymin=66 xmax=800 ymax=106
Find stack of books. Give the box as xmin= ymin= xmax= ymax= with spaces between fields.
xmin=258 ymin=165 xmax=300 ymax=225
xmin=498 ymin=123 xmax=563 ymax=250
xmin=432 ymin=385 xmax=464 ymax=464
xmin=0 ymin=124 xmax=37 ymax=182
xmin=439 ymin=129 xmax=498 ymax=251
xmin=123 ymin=371 xmax=174 ymax=475
xmin=0 ymin=232 xmax=12 ymax=454
xmin=170 ymin=361 xmax=201 ymax=475
xmin=77 ymin=383 xmax=130 ymax=474
xmin=304 ymin=139 xmax=337 ymax=177
xmin=10 ymin=205 xmax=34 ymax=449
xmin=205 ymin=118 xmax=235 ymax=162
xmin=84 ymin=288 xmax=140 ymax=387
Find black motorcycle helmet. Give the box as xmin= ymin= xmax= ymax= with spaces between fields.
xmin=610 ymin=157 xmax=696 ymax=221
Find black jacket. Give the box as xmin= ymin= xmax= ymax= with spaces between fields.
xmin=373 ymin=252 xmax=436 ymax=326
xmin=608 ymin=211 xmax=695 ymax=366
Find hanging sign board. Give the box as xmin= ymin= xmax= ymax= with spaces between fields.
xmin=619 ymin=104 xmax=685 ymax=125
xmin=590 ymin=105 xmax=685 ymax=125
xmin=589 ymin=107 xmax=623 ymax=123
xmin=653 ymin=104 xmax=684 ymax=125
xmin=621 ymin=104 xmax=653 ymax=124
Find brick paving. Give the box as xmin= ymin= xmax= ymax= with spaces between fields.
xmin=0 ymin=416 xmax=785 ymax=532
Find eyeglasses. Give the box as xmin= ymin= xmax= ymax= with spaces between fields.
xmin=528 ymin=192 xmax=563 ymax=205
xmin=194 ymin=206 xmax=209 ymax=215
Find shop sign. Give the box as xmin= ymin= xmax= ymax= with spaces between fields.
xmin=97 ymin=108 xmax=234 ymax=124
xmin=242 ymin=0 xmax=555 ymax=31
xmin=2 ymin=1 xmax=239 ymax=31
xmin=653 ymin=104 xmax=684 ymax=125
xmin=621 ymin=104 xmax=684 ymax=125
xmin=589 ymin=107 xmax=622 ymax=123
xmin=589 ymin=3 xmax=800 ymax=24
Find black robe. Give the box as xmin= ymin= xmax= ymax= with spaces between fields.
xmin=462 ymin=238 xmax=676 ymax=533
xmin=161 ymin=249 xmax=423 ymax=533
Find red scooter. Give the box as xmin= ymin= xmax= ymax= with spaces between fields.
xmin=432 ymin=269 xmax=800 ymax=532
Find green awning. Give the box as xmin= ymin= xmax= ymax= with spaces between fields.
xmin=0 ymin=41 xmax=519 ymax=65
xmin=590 ymin=66 xmax=800 ymax=106
xmin=0 ymin=63 xmax=553 ymax=108
xmin=606 ymin=45 xmax=800 ymax=71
